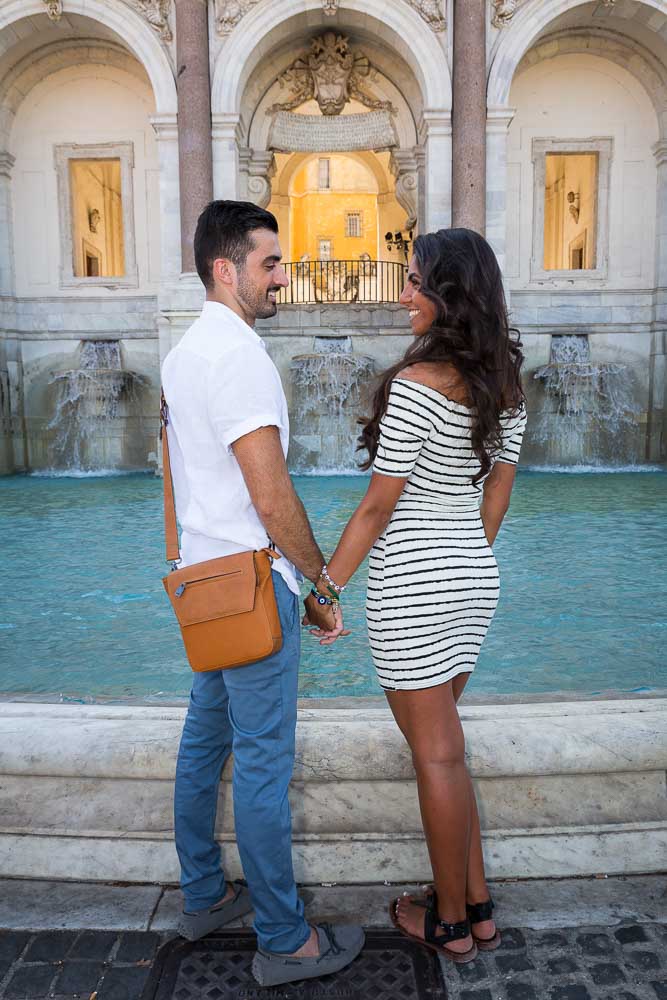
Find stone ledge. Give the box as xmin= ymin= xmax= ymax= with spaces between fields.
xmin=0 ymin=700 xmax=664 ymax=781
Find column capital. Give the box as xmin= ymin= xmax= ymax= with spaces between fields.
xmin=418 ymin=110 xmax=452 ymax=143
xmin=653 ymin=139 xmax=667 ymax=167
xmin=390 ymin=150 xmax=419 ymax=230
xmin=149 ymin=114 xmax=178 ymax=141
xmin=211 ymin=113 xmax=245 ymax=145
xmin=486 ymin=106 xmax=517 ymax=133
xmin=239 ymin=147 xmax=276 ymax=209
xmin=0 ymin=151 xmax=15 ymax=178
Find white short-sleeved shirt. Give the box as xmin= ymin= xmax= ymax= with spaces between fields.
xmin=161 ymin=300 xmax=300 ymax=595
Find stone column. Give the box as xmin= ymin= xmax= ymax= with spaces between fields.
xmin=452 ymin=0 xmax=487 ymax=234
xmin=150 ymin=115 xmax=181 ymax=281
xmin=175 ymin=0 xmax=213 ymax=273
xmin=648 ymin=139 xmax=667 ymax=461
xmin=0 ymin=151 xmax=15 ymax=295
xmin=212 ymin=113 xmax=242 ymax=200
xmin=420 ymin=112 xmax=452 ymax=232
xmin=486 ymin=106 xmax=516 ymax=274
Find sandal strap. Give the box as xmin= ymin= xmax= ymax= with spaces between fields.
xmin=467 ymin=898 xmax=495 ymax=923
xmin=424 ymin=893 xmax=471 ymax=946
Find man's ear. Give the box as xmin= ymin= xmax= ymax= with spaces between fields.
xmin=212 ymin=258 xmax=236 ymax=287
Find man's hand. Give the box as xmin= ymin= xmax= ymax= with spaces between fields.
xmin=302 ymin=592 xmax=336 ymax=634
xmin=302 ymin=597 xmax=351 ymax=646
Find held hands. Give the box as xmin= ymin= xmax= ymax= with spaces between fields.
xmin=302 ymin=574 xmax=351 ymax=646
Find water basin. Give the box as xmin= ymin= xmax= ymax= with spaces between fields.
xmin=1 ymin=470 xmax=665 ymax=701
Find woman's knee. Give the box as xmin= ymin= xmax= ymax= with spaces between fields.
xmin=411 ymin=731 xmax=466 ymax=773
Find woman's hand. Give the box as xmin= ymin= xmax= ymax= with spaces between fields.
xmin=303 ymin=599 xmax=351 ymax=646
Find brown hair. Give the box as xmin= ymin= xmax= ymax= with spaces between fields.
xmin=358 ymin=228 xmax=524 ymax=485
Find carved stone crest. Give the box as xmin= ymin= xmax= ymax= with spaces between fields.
xmin=127 ymin=0 xmax=172 ymax=42
xmin=491 ymin=0 xmax=519 ymax=28
xmin=408 ymin=0 xmax=446 ymax=33
xmin=215 ymin=0 xmax=260 ymax=36
xmin=322 ymin=0 xmax=339 ymax=13
xmin=42 ymin=0 xmax=62 ymax=21
xmin=272 ymin=33 xmax=394 ymax=117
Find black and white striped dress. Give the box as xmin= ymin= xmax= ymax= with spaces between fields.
xmin=366 ymin=379 xmax=527 ymax=691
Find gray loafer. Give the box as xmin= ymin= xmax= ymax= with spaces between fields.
xmin=178 ymin=881 xmax=253 ymax=941
xmin=251 ymin=922 xmax=365 ymax=986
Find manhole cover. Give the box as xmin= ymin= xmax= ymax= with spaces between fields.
xmin=142 ymin=930 xmax=446 ymax=1000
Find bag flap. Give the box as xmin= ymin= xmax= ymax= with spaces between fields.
xmin=163 ymin=552 xmax=257 ymax=626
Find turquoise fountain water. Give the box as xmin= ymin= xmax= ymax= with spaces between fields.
xmin=1 ymin=470 xmax=665 ymax=701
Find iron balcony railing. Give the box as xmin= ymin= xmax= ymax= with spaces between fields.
xmin=278 ymin=259 xmax=407 ymax=305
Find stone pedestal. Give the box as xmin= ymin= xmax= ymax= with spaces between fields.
xmin=175 ymin=0 xmax=213 ymax=273
xmin=452 ymin=0 xmax=486 ymax=234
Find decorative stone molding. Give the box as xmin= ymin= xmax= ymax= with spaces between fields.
xmin=390 ymin=150 xmax=419 ymax=230
xmin=54 ymin=142 xmax=138 ymax=289
xmin=269 ymin=109 xmax=398 ymax=153
xmin=126 ymin=0 xmax=172 ymax=43
xmin=0 ymin=152 xmax=15 ymax=180
xmin=239 ymin=149 xmax=276 ymax=208
xmin=653 ymin=140 xmax=667 ymax=170
xmin=42 ymin=0 xmax=62 ymax=21
xmin=530 ymin=137 xmax=613 ymax=284
xmin=271 ymin=33 xmax=394 ymax=117
xmin=408 ymin=0 xmax=445 ymax=33
xmin=492 ymin=0 xmax=519 ymax=29
xmin=322 ymin=0 xmax=339 ymax=13
xmin=215 ymin=0 xmax=259 ymax=36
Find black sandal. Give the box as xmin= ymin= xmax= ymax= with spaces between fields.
xmin=467 ymin=899 xmax=501 ymax=951
xmin=390 ymin=891 xmax=478 ymax=964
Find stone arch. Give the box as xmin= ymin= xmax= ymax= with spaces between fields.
xmin=0 ymin=0 xmax=176 ymax=113
xmin=211 ymin=0 xmax=450 ymax=116
xmin=274 ymin=151 xmax=390 ymax=199
xmin=488 ymin=0 xmax=667 ymax=109
xmin=0 ymin=39 xmax=152 ymax=147
xmin=515 ymin=29 xmax=667 ymax=135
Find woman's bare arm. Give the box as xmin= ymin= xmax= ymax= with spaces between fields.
xmin=480 ymin=461 xmax=517 ymax=546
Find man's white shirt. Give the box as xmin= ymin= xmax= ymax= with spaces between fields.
xmin=161 ymin=300 xmax=301 ymax=596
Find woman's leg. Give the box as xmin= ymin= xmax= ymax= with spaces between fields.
xmin=451 ymin=673 xmax=496 ymax=939
xmin=386 ymin=682 xmax=473 ymax=952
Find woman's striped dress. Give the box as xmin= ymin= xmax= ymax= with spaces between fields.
xmin=366 ymin=378 xmax=527 ymax=691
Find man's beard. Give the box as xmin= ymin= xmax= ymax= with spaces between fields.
xmin=237 ymin=271 xmax=280 ymax=320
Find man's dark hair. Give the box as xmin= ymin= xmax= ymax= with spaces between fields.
xmin=194 ymin=200 xmax=279 ymax=290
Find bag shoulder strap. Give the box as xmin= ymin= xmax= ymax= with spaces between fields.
xmin=160 ymin=390 xmax=181 ymax=565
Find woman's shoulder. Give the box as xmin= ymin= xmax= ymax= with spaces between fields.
xmin=395 ymin=362 xmax=470 ymax=406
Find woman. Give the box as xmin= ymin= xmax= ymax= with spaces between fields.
xmin=305 ymin=228 xmax=526 ymax=963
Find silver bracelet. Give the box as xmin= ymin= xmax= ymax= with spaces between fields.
xmin=320 ymin=564 xmax=346 ymax=594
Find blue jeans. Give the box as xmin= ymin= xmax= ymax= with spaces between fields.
xmin=174 ymin=572 xmax=309 ymax=954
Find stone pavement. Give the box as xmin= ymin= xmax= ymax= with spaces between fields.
xmin=0 ymin=875 xmax=664 ymax=1000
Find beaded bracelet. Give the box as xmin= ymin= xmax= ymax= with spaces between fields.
xmin=309 ymin=587 xmax=339 ymax=609
xmin=320 ymin=564 xmax=346 ymax=594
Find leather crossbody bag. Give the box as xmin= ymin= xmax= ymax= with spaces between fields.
xmin=160 ymin=393 xmax=283 ymax=672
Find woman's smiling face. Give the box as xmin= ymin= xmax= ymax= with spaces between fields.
xmin=399 ymin=255 xmax=437 ymax=336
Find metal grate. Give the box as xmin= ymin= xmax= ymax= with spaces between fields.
xmin=142 ymin=931 xmax=447 ymax=1000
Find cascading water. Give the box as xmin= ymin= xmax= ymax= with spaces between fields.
xmin=290 ymin=336 xmax=375 ymax=472
xmin=530 ymin=334 xmax=640 ymax=466
xmin=47 ymin=340 xmax=146 ymax=472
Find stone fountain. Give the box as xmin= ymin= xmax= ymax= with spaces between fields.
xmin=289 ymin=335 xmax=376 ymax=472
xmin=531 ymin=334 xmax=640 ymax=466
xmin=47 ymin=340 xmax=148 ymax=472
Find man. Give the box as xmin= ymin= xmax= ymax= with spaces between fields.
xmin=161 ymin=200 xmax=363 ymax=988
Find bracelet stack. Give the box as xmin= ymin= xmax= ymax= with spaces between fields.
xmin=310 ymin=587 xmax=339 ymax=609
xmin=319 ymin=564 xmax=346 ymax=602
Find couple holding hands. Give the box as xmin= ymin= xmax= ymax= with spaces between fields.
xmin=161 ymin=200 xmax=526 ymax=988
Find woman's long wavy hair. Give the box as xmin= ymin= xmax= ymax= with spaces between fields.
xmin=358 ymin=228 xmax=525 ymax=485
